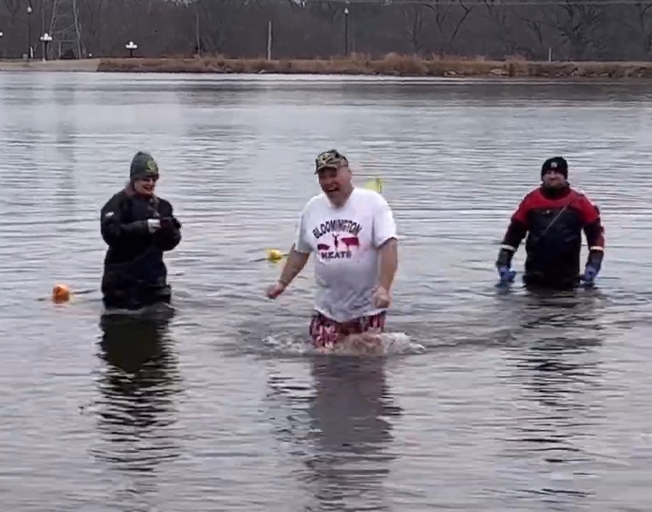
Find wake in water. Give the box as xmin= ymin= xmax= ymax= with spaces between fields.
xmin=260 ymin=330 xmax=424 ymax=357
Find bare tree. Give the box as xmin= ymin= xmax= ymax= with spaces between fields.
xmin=403 ymin=4 xmax=427 ymax=54
xmin=515 ymin=3 xmax=551 ymax=60
xmin=544 ymin=0 xmax=606 ymax=60
xmin=76 ymin=0 xmax=105 ymax=55
xmin=626 ymin=1 xmax=652 ymax=59
xmin=423 ymin=0 xmax=474 ymax=56
xmin=3 ymin=0 xmax=23 ymax=22
xmin=482 ymin=0 xmax=518 ymax=56
xmin=0 ymin=0 xmax=650 ymax=62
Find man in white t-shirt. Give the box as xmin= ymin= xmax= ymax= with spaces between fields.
xmin=265 ymin=149 xmax=399 ymax=349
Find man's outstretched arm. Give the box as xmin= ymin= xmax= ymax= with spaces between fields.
xmin=277 ymin=245 xmax=311 ymax=288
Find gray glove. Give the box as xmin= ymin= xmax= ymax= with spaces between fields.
xmin=146 ymin=219 xmax=161 ymax=233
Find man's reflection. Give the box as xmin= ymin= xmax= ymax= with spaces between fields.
xmin=302 ymin=357 xmax=402 ymax=511
xmin=93 ymin=310 xmax=182 ymax=476
xmin=500 ymin=291 xmax=605 ymax=505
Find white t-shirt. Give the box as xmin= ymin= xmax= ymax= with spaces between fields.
xmin=294 ymin=187 xmax=398 ymax=323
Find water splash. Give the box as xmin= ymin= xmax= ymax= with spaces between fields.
xmin=259 ymin=331 xmax=425 ymax=357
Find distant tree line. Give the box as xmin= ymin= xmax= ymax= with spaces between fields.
xmin=0 ymin=0 xmax=650 ymax=61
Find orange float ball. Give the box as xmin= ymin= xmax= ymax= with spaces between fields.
xmin=52 ymin=284 xmax=71 ymax=303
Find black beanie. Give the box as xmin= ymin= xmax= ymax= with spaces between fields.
xmin=541 ymin=156 xmax=568 ymax=179
xmin=130 ymin=151 xmax=159 ymax=181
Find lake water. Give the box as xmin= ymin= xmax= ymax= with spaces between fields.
xmin=1 ymin=72 xmax=652 ymax=511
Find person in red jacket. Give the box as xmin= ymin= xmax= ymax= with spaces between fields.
xmin=495 ymin=157 xmax=605 ymax=290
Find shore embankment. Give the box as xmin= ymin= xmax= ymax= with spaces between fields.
xmin=3 ymin=55 xmax=652 ymax=78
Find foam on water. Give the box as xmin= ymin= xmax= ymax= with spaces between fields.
xmin=260 ymin=331 xmax=425 ymax=357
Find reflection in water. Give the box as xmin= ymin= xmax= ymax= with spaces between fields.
xmin=501 ymin=291 xmax=605 ymax=507
xmin=268 ymin=358 xmax=402 ymax=512
xmin=519 ymin=288 xmax=607 ymax=331
xmin=0 ymin=78 xmax=40 ymax=208
xmin=91 ymin=311 xmax=182 ymax=509
xmin=53 ymin=80 xmax=78 ymax=220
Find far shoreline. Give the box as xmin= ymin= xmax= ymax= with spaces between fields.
xmin=3 ymin=55 xmax=652 ymax=79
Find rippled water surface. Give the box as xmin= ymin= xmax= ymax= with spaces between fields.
xmin=1 ymin=72 xmax=652 ymax=511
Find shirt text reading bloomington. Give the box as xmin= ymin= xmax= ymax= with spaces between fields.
xmin=312 ymin=219 xmax=362 ymax=239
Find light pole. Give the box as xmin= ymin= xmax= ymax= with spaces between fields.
xmin=0 ymin=31 xmax=3 ymax=60
xmin=27 ymin=4 xmax=33 ymax=59
xmin=343 ymin=7 xmax=349 ymax=57
xmin=40 ymin=32 xmax=52 ymax=61
xmin=125 ymin=41 xmax=138 ymax=58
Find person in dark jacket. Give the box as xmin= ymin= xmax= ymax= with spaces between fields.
xmin=495 ymin=156 xmax=605 ymax=290
xmin=100 ymin=151 xmax=182 ymax=310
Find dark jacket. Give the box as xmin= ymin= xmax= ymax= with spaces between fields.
xmin=100 ymin=186 xmax=181 ymax=309
xmin=497 ymin=185 xmax=605 ymax=289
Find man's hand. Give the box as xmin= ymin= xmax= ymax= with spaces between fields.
xmin=497 ymin=265 xmax=516 ymax=283
xmin=265 ymin=247 xmax=310 ymax=300
xmin=581 ymin=264 xmax=599 ymax=287
xmin=372 ymin=285 xmax=391 ymax=308
xmin=266 ymin=281 xmax=287 ymax=299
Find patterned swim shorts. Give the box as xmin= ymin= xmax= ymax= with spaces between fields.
xmin=309 ymin=310 xmax=386 ymax=348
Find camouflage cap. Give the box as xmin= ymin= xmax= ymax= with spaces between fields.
xmin=315 ymin=149 xmax=348 ymax=173
xmin=130 ymin=151 xmax=159 ymax=180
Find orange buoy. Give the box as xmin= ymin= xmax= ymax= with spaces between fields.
xmin=52 ymin=284 xmax=71 ymax=303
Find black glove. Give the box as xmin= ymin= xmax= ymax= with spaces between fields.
xmin=495 ymin=248 xmax=514 ymax=269
xmin=159 ymin=217 xmax=181 ymax=230
xmin=123 ymin=219 xmax=154 ymax=235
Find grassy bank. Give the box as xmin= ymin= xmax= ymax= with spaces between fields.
xmin=96 ymin=54 xmax=652 ymax=78
xmin=0 ymin=59 xmax=100 ymax=72
xmin=3 ymin=54 xmax=652 ymax=78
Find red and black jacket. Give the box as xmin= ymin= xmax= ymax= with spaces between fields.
xmin=497 ymin=185 xmax=605 ymax=282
